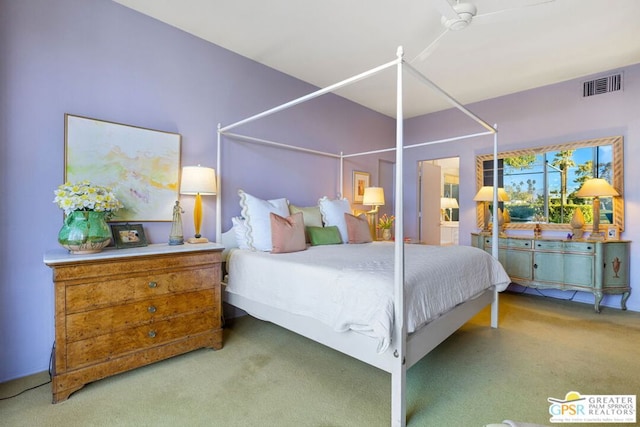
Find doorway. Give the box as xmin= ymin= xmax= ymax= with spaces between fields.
xmin=418 ymin=157 xmax=460 ymax=245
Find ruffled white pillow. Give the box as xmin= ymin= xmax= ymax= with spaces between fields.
xmin=318 ymin=196 xmax=351 ymax=244
xmin=238 ymin=190 xmax=289 ymax=251
xmin=231 ymin=216 xmax=250 ymax=250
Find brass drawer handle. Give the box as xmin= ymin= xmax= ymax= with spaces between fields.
xmin=148 ymin=281 xmax=158 ymax=288
xmin=148 ymin=305 xmax=157 ymax=314
xmin=148 ymin=330 xmax=157 ymax=338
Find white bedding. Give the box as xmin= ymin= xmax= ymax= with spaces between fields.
xmin=226 ymin=242 xmax=510 ymax=352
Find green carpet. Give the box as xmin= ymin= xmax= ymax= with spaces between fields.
xmin=1 ymin=292 xmax=638 ymax=426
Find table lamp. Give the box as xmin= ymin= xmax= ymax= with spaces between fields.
xmin=473 ymin=186 xmax=509 ymax=233
xmin=575 ymin=178 xmax=618 ymax=240
xmin=363 ymin=187 xmax=385 ymax=239
xmin=180 ymin=165 xmax=217 ymax=243
xmin=440 ymin=197 xmax=459 ymax=222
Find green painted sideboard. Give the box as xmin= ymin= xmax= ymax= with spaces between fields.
xmin=471 ymin=233 xmax=631 ymax=312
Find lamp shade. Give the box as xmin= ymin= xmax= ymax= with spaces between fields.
xmin=362 ymin=187 xmax=385 ymax=206
xmin=180 ymin=166 xmax=217 ymax=195
xmin=473 ymin=186 xmax=509 ymax=202
xmin=575 ymin=178 xmax=619 ymax=198
xmin=440 ymin=197 xmax=459 ymax=209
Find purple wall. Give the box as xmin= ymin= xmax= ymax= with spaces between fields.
xmin=0 ymin=0 xmax=392 ymax=382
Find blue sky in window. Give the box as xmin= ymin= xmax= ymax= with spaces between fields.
xmin=504 ymin=146 xmax=612 ymax=198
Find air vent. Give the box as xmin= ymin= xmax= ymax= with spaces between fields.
xmin=583 ymin=73 xmax=623 ymax=97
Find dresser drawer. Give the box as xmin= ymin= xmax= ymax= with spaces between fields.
xmin=563 ymin=242 xmax=595 ymax=253
xmin=484 ymin=237 xmax=532 ymax=249
xmin=66 ymin=288 xmax=219 ymax=342
xmin=65 ymin=309 xmax=217 ymax=370
xmin=65 ymin=266 xmax=219 ymax=313
xmin=51 ymin=251 xmax=222 ymax=282
xmin=508 ymin=239 xmax=532 ymax=249
xmin=534 ymin=240 xmax=564 ymax=251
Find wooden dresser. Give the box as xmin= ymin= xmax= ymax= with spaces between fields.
xmin=43 ymin=243 xmax=224 ymax=403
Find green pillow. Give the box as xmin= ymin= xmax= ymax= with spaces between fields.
xmin=306 ymin=226 xmax=343 ymax=246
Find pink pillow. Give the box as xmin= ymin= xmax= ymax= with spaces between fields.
xmin=270 ymin=212 xmax=307 ymax=253
xmin=344 ymin=213 xmax=372 ymax=244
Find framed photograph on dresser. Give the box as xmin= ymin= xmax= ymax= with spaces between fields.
xmin=607 ymin=226 xmax=619 ymax=240
xmin=111 ymin=224 xmax=148 ymax=248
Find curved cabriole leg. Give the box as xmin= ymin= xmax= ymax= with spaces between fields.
xmin=621 ymin=291 xmax=630 ymax=310
xmin=594 ymin=291 xmax=603 ymax=313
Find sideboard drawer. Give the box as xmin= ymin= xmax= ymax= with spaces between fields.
xmin=483 ymin=237 xmax=532 ymax=249
xmin=534 ymin=240 xmax=564 ymax=251
xmin=563 ymin=242 xmax=595 ymax=253
xmin=508 ymin=239 xmax=532 ymax=249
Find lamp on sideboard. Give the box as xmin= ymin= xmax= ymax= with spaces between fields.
xmin=473 ymin=186 xmax=509 ymax=233
xmin=575 ymin=178 xmax=619 ymax=240
xmin=180 ymin=165 xmax=217 ymax=243
xmin=363 ymin=187 xmax=385 ymax=239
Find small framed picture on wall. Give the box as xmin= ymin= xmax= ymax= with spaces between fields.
xmin=607 ymin=225 xmax=619 ymax=240
xmin=353 ymin=170 xmax=370 ymax=204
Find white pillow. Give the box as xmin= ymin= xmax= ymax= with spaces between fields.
xmin=231 ymin=216 xmax=250 ymax=250
xmin=318 ymin=196 xmax=351 ymax=244
xmin=238 ymin=190 xmax=289 ymax=251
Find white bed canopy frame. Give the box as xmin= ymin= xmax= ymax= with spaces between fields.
xmin=216 ymin=46 xmax=501 ymax=427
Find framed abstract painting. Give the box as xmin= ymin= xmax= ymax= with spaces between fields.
xmin=64 ymin=114 xmax=181 ymax=221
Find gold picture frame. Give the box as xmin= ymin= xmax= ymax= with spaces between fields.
xmin=353 ymin=171 xmax=370 ymax=204
xmin=607 ymin=225 xmax=619 ymax=241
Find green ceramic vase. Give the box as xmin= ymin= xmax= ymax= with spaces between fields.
xmin=58 ymin=211 xmax=112 ymax=254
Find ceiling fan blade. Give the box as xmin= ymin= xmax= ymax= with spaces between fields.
xmin=475 ymin=0 xmax=555 ymax=19
xmin=430 ymin=0 xmax=459 ymax=21
xmin=411 ymin=28 xmax=449 ymax=63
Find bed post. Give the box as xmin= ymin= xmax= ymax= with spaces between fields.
xmin=339 ymin=152 xmax=344 ymax=198
xmin=391 ymin=45 xmax=407 ymax=427
xmin=491 ymin=125 xmax=499 ymax=328
xmin=216 ymin=123 xmax=222 ymax=243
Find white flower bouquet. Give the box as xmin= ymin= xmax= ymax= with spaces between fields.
xmin=53 ymin=180 xmax=122 ymax=217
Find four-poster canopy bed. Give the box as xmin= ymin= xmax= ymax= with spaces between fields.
xmin=214 ymin=47 xmax=508 ymax=427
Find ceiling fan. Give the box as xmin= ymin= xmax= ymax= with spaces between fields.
xmin=412 ymin=0 xmax=554 ymax=63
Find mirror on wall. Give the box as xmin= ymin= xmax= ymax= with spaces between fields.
xmin=419 ymin=157 xmax=460 ymax=245
xmin=475 ymin=136 xmax=624 ymax=231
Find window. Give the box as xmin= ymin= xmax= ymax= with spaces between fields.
xmin=476 ymin=136 xmax=623 ymax=231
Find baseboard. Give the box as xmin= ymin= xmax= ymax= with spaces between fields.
xmin=0 ymin=371 xmax=50 ymax=399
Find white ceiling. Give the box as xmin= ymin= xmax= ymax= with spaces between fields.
xmin=113 ymin=0 xmax=640 ymax=118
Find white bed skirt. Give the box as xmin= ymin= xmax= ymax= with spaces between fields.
xmin=224 ymin=284 xmax=496 ymax=372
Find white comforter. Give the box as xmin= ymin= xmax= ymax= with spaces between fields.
xmin=226 ymin=242 xmax=510 ymax=352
